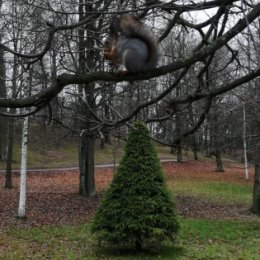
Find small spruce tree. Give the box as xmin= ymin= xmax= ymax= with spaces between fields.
xmin=91 ymin=121 xmax=179 ymax=250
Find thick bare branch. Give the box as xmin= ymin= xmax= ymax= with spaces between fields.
xmin=0 ymin=2 xmax=259 ymax=112
xmin=169 ymin=67 xmax=260 ymax=106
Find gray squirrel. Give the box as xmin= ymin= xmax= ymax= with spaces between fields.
xmin=104 ymin=15 xmax=159 ymax=74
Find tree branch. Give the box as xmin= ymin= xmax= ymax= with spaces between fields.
xmin=0 ymin=2 xmax=259 ymax=112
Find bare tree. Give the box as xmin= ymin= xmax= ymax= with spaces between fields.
xmin=0 ymin=0 xmax=7 ymax=161
xmin=0 ymin=1 xmax=260 ymax=203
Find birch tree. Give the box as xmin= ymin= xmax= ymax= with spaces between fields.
xmin=18 ymin=116 xmax=29 ymax=219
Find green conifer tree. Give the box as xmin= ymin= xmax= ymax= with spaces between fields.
xmin=91 ymin=121 xmax=179 ymax=250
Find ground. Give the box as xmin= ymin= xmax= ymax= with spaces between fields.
xmin=0 ymin=160 xmax=257 ymax=231
xmin=1 ymin=160 xmax=260 ymax=260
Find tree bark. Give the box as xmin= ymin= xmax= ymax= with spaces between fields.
xmin=4 ymin=116 xmax=15 ymax=189
xmin=176 ymin=141 xmax=183 ymax=163
xmin=18 ymin=116 xmax=29 ymax=219
xmin=4 ymin=34 xmax=19 ymax=187
xmin=79 ymin=131 xmax=95 ymax=197
xmin=193 ymin=134 xmax=199 ymax=161
xmin=0 ymin=38 xmax=7 ymax=161
xmin=175 ymin=88 xmax=183 ymax=163
xmin=0 ymin=117 xmax=7 ymax=161
xmin=77 ymin=0 xmax=98 ymax=197
xmin=188 ymin=104 xmax=199 ymax=160
xmin=251 ymin=17 xmax=260 ymax=213
xmin=242 ymin=104 xmax=249 ymax=180
xmin=215 ymin=148 xmax=224 ymax=172
xmin=252 ymin=136 xmax=260 ymax=213
xmin=100 ymin=103 xmax=111 ymax=149
xmin=104 ymin=103 xmax=112 ymax=145
xmin=213 ymin=107 xmax=224 ymax=172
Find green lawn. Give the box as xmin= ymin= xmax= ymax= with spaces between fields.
xmin=0 ymin=143 xmax=177 ymax=170
xmin=171 ymin=180 xmax=253 ymax=204
xmin=1 ymin=219 xmax=259 ymax=260
xmin=0 ymin=143 xmax=122 ymax=169
xmin=1 ymin=172 xmax=259 ymax=259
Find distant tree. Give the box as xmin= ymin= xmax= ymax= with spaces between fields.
xmin=252 ymin=18 xmax=260 ymax=213
xmin=91 ymin=121 xmax=179 ymax=251
xmin=0 ymin=0 xmax=7 ymax=161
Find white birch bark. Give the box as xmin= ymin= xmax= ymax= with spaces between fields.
xmin=18 ymin=116 xmax=29 ymax=218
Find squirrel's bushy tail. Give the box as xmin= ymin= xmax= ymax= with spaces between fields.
xmin=119 ymin=16 xmax=159 ymax=70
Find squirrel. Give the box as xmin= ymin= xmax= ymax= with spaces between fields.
xmin=103 ymin=15 xmax=159 ymax=74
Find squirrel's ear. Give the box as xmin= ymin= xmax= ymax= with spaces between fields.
xmin=110 ymin=15 xmax=122 ymax=35
xmin=132 ymin=15 xmax=142 ymax=24
xmin=112 ymin=15 xmax=120 ymax=23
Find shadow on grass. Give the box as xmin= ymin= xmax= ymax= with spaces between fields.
xmin=92 ymin=244 xmax=186 ymax=259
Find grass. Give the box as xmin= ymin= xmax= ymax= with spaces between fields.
xmin=179 ymin=219 xmax=260 ymax=260
xmin=171 ymin=180 xmax=253 ymax=204
xmin=0 ymin=143 xmax=77 ymax=169
xmin=1 ymin=219 xmax=260 ymax=260
xmin=0 ymin=143 xmax=176 ymax=170
xmin=0 ymin=143 xmax=121 ymax=170
xmin=2 ymin=165 xmax=258 ymax=259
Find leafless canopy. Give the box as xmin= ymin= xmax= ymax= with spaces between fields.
xmin=0 ymin=0 xmax=259 ymax=128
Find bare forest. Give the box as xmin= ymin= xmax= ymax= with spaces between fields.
xmin=0 ymin=0 xmax=260 ymax=259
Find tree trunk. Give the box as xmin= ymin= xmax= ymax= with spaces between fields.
xmin=0 ymin=116 xmax=7 ymax=161
xmin=77 ymin=0 xmax=99 ymax=196
xmin=252 ymin=136 xmax=260 ymax=213
xmin=104 ymin=103 xmax=112 ymax=145
xmin=100 ymin=101 xmax=111 ymax=149
xmin=188 ymin=104 xmax=199 ymax=160
xmin=18 ymin=116 xmax=29 ymax=219
xmin=176 ymin=142 xmax=183 ymax=162
xmin=213 ymin=107 xmax=224 ymax=172
xmin=4 ymin=29 xmax=19 ymax=186
xmin=4 ymin=116 xmax=15 ymax=189
xmin=242 ymin=104 xmax=249 ymax=180
xmin=215 ymin=148 xmax=224 ymax=172
xmin=193 ymin=134 xmax=199 ymax=161
xmin=0 ymin=36 xmax=7 ymax=161
xmin=175 ymin=113 xmax=183 ymax=163
xmin=79 ymin=131 xmax=95 ymax=197
xmin=251 ymin=18 xmax=260 ymax=213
